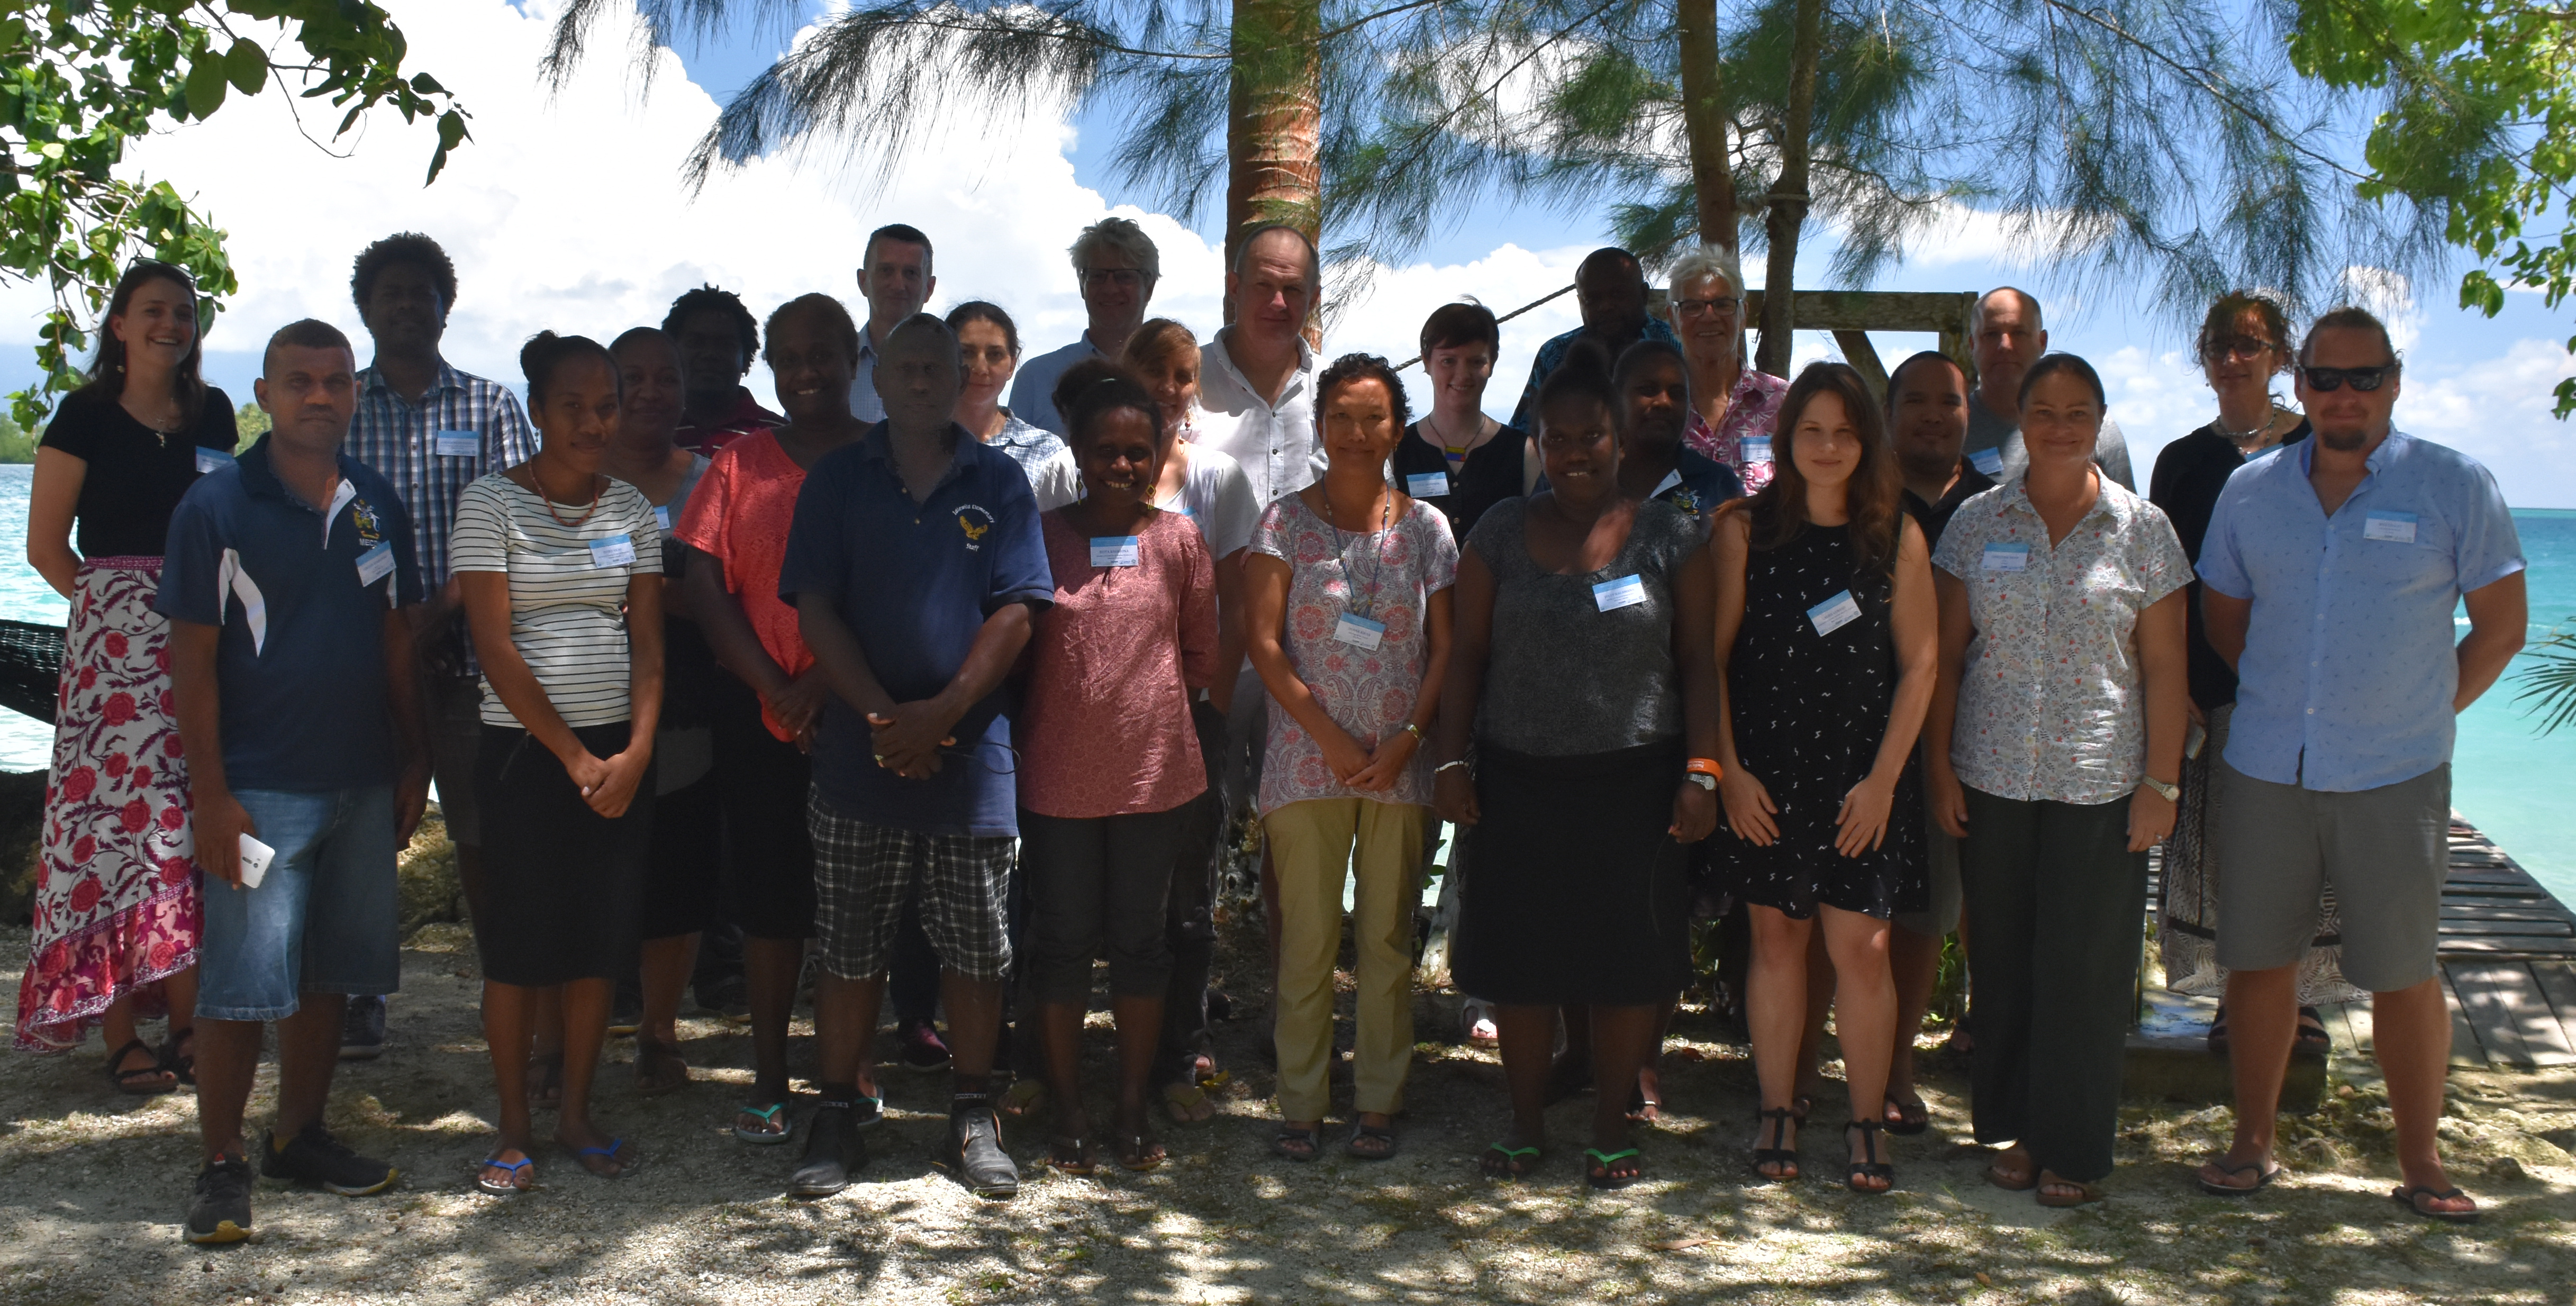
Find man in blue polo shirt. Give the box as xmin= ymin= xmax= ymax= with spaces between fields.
xmin=2192 ymin=307 xmax=2525 ymax=1223
xmin=780 ymin=313 xmax=1053 ymax=1201
xmin=159 ymin=320 xmax=431 ymax=1244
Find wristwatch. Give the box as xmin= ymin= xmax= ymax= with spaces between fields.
xmin=1684 ymin=757 xmax=1724 ymax=792
xmin=2139 ymin=775 xmax=2180 ymax=803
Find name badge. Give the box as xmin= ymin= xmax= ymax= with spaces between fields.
xmin=653 ymin=505 xmax=673 ymax=532
xmin=2363 ymin=510 xmax=2417 ymax=543
xmin=194 ymin=448 xmax=234 ymax=475
xmin=1332 ymin=612 xmax=1386 ymax=650
xmin=1969 ymin=447 xmax=2004 ymax=477
xmin=1740 ymin=436 xmax=1772 ymax=464
xmin=588 ymin=533 xmax=637 ymax=568
xmin=1982 ymin=541 xmax=2030 ymax=573
xmin=1593 ymin=575 xmax=1649 ymax=612
xmin=1808 ymin=589 xmax=1862 ymax=636
xmin=433 ymin=430 xmax=480 ymax=459
xmin=1090 ymin=536 xmax=1141 ymax=568
xmin=1405 ymin=471 xmax=1450 ymax=498
xmin=355 ymin=540 xmax=396 ymax=588
xmin=1652 ymin=469 xmax=1684 ymax=498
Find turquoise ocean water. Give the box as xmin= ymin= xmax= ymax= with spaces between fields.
xmin=0 ymin=464 xmax=2566 ymax=902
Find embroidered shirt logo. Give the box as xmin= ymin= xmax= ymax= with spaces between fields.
xmin=954 ymin=505 xmax=994 ymax=550
xmin=351 ymin=499 xmax=384 ymax=548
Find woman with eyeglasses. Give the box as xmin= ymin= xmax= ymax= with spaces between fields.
xmin=2147 ymin=294 xmax=2355 ymax=1055
xmin=1667 ymin=246 xmax=1789 ymax=493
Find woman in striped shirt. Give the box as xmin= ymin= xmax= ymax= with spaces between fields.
xmin=453 ymin=331 xmax=665 ymax=1192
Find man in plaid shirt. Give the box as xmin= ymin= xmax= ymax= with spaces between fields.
xmin=338 ymin=233 xmax=538 ymax=1060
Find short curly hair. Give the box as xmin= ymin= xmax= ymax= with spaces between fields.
xmin=661 ymin=285 xmax=761 ymax=365
xmin=350 ymin=232 xmax=459 ymax=317
xmin=1318 ymin=352 xmax=1412 ymax=429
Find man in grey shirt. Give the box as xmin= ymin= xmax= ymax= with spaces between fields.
xmin=1963 ymin=286 xmax=2135 ymax=489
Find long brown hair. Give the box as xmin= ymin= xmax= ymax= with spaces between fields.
xmin=1748 ymin=360 xmax=1903 ymax=575
xmin=75 ymin=259 xmax=210 ymax=426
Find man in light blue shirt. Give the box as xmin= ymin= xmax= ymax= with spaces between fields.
xmin=847 ymin=223 xmax=936 ymax=423
xmin=2193 ymin=307 xmax=2525 ymax=1223
xmin=1011 ymin=216 xmax=1159 ymax=435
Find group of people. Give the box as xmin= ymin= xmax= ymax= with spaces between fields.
xmin=12 ymin=211 xmax=2523 ymax=1245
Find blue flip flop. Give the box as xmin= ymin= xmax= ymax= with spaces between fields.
xmin=560 ymin=1137 xmax=636 ymax=1177
xmin=475 ymin=1155 xmax=533 ymax=1195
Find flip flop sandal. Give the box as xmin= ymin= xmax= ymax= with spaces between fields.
xmin=2035 ymin=1173 xmax=2106 ymax=1208
xmin=160 ymin=1027 xmax=196 ymax=1087
xmin=2206 ymin=1005 xmax=2231 ymax=1057
xmin=2391 ymin=1184 xmax=2481 ymax=1225
xmin=1269 ymin=1125 xmax=1322 ymax=1163
xmin=1345 ymin=1122 xmax=1398 ymax=1160
xmin=2198 ymin=1159 xmax=2281 ymax=1196
xmin=1162 ymin=1081 xmax=1214 ymax=1124
xmin=1114 ymin=1131 xmax=1166 ymax=1172
xmin=1750 ymin=1106 xmax=1799 ymax=1182
xmin=1482 ymin=1143 xmax=1540 ymax=1180
xmin=1585 ymin=1147 xmax=1643 ymax=1190
xmin=1048 ymin=1135 xmax=1094 ymax=1176
xmin=475 ymin=1155 xmax=534 ymax=1195
xmin=1844 ymin=1120 xmax=1894 ymax=1195
xmin=106 ymin=1038 xmax=176 ymax=1096
xmin=1626 ymin=1090 xmax=1663 ymax=1126
xmin=2296 ymin=1006 xmax=2333 ymax=1053
xmin=733 ymin=1102 xmax=794 ymax=1145
xmin=1986 ymin=1154 xmax=2037 ymax=1192
xmin=1883 ymin=1092 xmax=1929 ymax=1136
xmin=1000 ymin=1078 xmax=1049 ymax=1119
xmin=847 ymin=1092 xmax=885 ymax=1130
xmin=560 ymin=1137 xmax=637 ymax=1178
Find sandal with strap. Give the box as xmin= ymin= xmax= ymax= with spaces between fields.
xmin=2391 ymin=1184 xmax=2480 ymax=1225
xmin=560 ymin=1136 xmax=637 ymax=1178
xmin=1001 ymin=1077 xmax=1049 ymax=1120
xmin=106 ymin=1037 xmax=177 ymax=1096
xmin=1882 ymin=1091 xmax=1928 ymax=1136
xmin=2198 ymin=1158 xmax=2281 ymax=1196
xmin=475 ymin=1154 xmax=534 ymax=1195
xmin=1162 ymin=1080 xmax=1214 ymax=1124
xmin=2296 ymin=1005 xmax=2332 ymax=1054
xmin=1270 ymin=1124 xmax=1322 ymax=1163
xmin=1048 ymin=1134 xmax=1094 ymax=1176
xmin=1482 ymin=1142 xmax=1540 ymax=1180
xmin=2036 ymin=1170 xmax=2106 ymax=1208
xmin=1750 ymin=1106 xmax=1799 ymax=1182
xmin=1345 ymin=1121 xmax=1398 ymax=1160
xmin=160 ymin=1027 xmax=196 ymax=1087
xmin=1585 ymin=1147 xmax=1643 ymax=1190
xmin=1844 ymin=1120 xmax=1894 ymax=1194
xmin=734 ymin=1101 xmax=794 ymax=1145
xmin=1114 ymin=1130 xmax=1166 ymax=1172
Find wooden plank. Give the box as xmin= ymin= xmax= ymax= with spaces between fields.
xmin=2442 ymin=970 xmax=2490 ymax=1068
xmin=2529 ymin=962 xmax=2576 ymax=1033
xmin=1834 ymin=330 xmax=1889 ymax=401
xmin=2337 ymin=1000 xmax=2376 ymax=1060
xmin=2497 ymin=963 xmax=2576 ymax=1066
xmin=2445 ymin=962 xmax=2548 ymax=1068
xmin=2437 ymin=918 xmax=2576 ymax=937
xmin=2433 ymin=935 xmax=2576 ymax=959
xmin=1739 ymin=289 xmax=1976 ymax=334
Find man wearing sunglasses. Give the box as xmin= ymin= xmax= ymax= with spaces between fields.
xmin=2191 ymin=307 xmax=2526 ymax=1224
xmin=1962 ymin=287 xmax=2136 ymax=489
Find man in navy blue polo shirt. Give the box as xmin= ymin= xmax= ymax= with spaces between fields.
xmin=158 ymin=320 xmax=431 ymax=1244
xmin=780 ymin=314 xmax=1053 ymax=1200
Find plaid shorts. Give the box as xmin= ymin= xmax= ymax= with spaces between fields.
xmin=807 ymin=793 xmax=1017 ymax=983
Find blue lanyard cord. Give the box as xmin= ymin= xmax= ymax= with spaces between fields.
xmin=1327 ymin=485 xmax=1393 ymax=620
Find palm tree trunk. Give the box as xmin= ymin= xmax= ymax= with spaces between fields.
xmin=1226 ymin=0 xmax=1323 ymax=277
xmin=1754 ymin=0 xmax=1820 ymax=377
xmin=1676 ymin=0 xmax=1735 ymax=252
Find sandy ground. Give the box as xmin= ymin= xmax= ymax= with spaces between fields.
xmin=5 ymin=903 xmax=2576 ymax=1305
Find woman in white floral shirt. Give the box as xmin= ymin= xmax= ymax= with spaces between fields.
xmin=1924 ymin=353 xmax=2189 ymax=1209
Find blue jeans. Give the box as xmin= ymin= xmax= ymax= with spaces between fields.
xmin=195 ymin=786 xmax=401 ymax=1022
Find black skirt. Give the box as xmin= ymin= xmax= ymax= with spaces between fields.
xmin=1452 ymin=739 xmax=1694 ymax=1005
xmin=474 ymin=721 xmax=656 ymax=986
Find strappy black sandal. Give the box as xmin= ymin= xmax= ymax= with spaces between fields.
xmin=1844 ymin=1119 xmax=1893 ymax=1194
xmin=160 ymin=1027 xmax=196 ymax=1087
xmin=106 ymin=1038 xmax=176 ymax=1095
xmin=1750 ymin=1106 xmax=1799 ymax=1181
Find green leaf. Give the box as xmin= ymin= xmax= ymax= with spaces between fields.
xmin=182 ymin=56 xmax=228 ymax=120
xmin=225 ymin=38 xmax=267 ymax=96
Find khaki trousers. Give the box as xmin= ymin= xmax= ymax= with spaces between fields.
xmin=1265 ymin=797 xmax=1426 ymax=1121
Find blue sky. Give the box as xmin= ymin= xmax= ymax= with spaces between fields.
xmin=6 ymin=0 xmax=2572 ymax=502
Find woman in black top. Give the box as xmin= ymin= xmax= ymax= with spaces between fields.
xmin=2147 ymin=291 xmax=2354 ymax=1043
xmin=15 ymin=260 xmax=237 ymax=1088
xmin=1392 ymin=302 xmax=1531 ymax=541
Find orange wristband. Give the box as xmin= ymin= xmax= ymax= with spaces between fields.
xmin=1686 ymin=757 xmax=1724 ymax=781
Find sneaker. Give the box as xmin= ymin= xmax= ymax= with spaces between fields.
xmin=607 ymin=977 xmax=643 ymax=1038
xmin=693 ymin=972 xmax=751 ymax=1023
xmin=944 ymin=1101 xmax=1019 ymax=1199
xmin=789 ymin=1104 xmax=866 ymax=1197
xmin=261 ymin=1124 xmax=397 ymax=1196
xmin=184 ymin=1156 xmax=255 ymax=1244
xmin=339 ymin=995 xmax=386 ymax=1061
xmin=897 ymin=1018 xmax=953 ymax=1073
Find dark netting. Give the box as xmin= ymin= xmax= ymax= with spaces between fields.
xmin=0 ymin=620 xmax=65 ymax=727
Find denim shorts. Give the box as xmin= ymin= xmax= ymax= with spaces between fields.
xmin=196 ymin=786 xmax=401 ymax=1022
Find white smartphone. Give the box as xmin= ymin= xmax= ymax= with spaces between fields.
xmin=237 ymin=835 xmax=277 ymax=890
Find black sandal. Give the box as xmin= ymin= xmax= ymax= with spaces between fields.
xmin=106 ymin=1038 xmax=176 ymax=1095
xmin=2296 ymin=1005 xmax=2332 ymax=1054
xmin=1883 ymin=1091 xmax=1928 ymax=1136
xmin=1048 ymin=1133 xmax=1094 ymax=1176
xmin=1345 ymin=1121 xmax=1398 ymax=1160
xmin=1750 ymin=1106 xmax=1799 ymax=1181
xmin=2391 ymin=1184 xmax=2480 ymax=1225
xmin=159 ymin=1027 xmax=196 ymax=1087
xmin=2206 ymin=1004 xmax=2230 ymax=1056
xmin=1844 ymin=1120 xmax=1893 ymax=1194
xmin=1270 ymin=1124 xmax=1322 ymax=1162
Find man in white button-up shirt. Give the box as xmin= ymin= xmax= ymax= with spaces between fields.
xmin=847 ymin=223 xmax=936 ymax=424
xmin=1194 ymin=223 xmax=1326 ymax=512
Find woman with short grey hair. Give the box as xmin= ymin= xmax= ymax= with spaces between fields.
xmin=1667 ymin=246 xmax=1790 ymax=493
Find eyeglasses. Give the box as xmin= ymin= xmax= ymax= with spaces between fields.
xmin=1674 ymin=296 xmax=1740 ymax=318
xmin=2202 ymin=334 xmax=2276 ymax=362
xmin=2299 ymin=363 xmax=2397 ymax=392
xmin=1081 ymin=268 xmax=1146 ymax=289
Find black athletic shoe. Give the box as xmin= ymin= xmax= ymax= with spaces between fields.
xmin=185 ymin=1156 xmax=255 ymax=1245
xmin=945 ymin=1102 xmax=1019 ymax=1200
xmin=896 ymin=1018 xmax=953 ymax=1073
xmin=339 ymin=995 xmax=386 ymax=1061
xmin=261 ymin=1124 xmax=397 ymax=1196
xmin=789 ymin=1104 xmax=866 ymax=1197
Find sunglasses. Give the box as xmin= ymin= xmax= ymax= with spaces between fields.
xmin=2299 ymin=364 xmax=2397 ymax=392
xmin=2201 ymin=334 xmax=2276 ymax=362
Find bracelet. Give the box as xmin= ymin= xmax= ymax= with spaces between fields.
xmin=1433 ymin=759 xmax=1472 ymax=776
xmin=1685 ymin=757 xmax=1725 ymax=781
xmin=1403 ymin=722 xmax=1427 ymax=743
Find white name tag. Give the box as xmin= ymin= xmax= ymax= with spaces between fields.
xmin=1652 ymin=469 xmax=1684 ymax=498
xmin=1808 ymin=589 xmax=1862 ymax=636
xmin=1593 ymin=575 xmax=1649 ymax=612
xmin=1740 ymin=436 xmax=1772 ymax=464
xmin=588 ymin=533 xmax=637 ymax=568
xmin=1090 ymin=536 xmax=1141 ymax=568
xmin=1969 ymin=447 xmax=2004 ymax=477
xmin=1333 ymin=612 xmax=1386 ymax=649
xmin=654 ymin=505 xmax=673 ymax=532
xmin=1982 ymin=541 xmax=2030 ymax=573
xmin=2363 ymin=510 xmax=2417 ymax=543
xmin=194 ymin=448 xmax=234 ymax=475
xmin=355 ymin=540 xmax=396 ymax=588
xmin=433 ymin=430 xmax=479 ymax=459
xmin=1405 ymin=471 xmax=1449 ymax=497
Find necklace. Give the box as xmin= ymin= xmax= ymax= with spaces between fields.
xmin=2212 ymin=399 xmax=2289 ymax=448
xmin=533 ymin=467 xmax=602 ymax=529
xmin=1422 ymin=413 xmax=1477 ymax=468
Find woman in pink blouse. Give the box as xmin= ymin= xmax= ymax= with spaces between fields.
xmin=1018 ymin=361 xmax=1219 ymax=1175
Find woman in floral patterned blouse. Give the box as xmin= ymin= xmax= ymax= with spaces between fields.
xmin=1925 ymin=352 xmax=2190 ymax=1209
xmin=1668 ymin=246 xmax=1790 ymax=493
